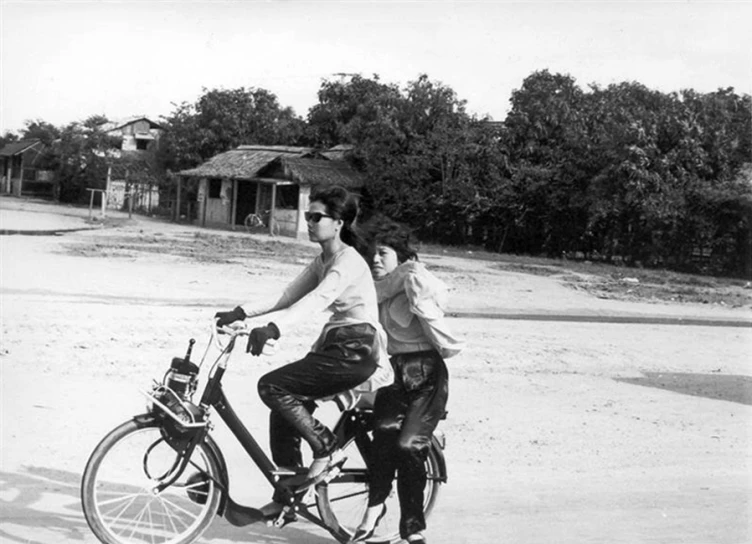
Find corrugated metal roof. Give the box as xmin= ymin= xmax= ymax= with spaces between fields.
xmin=0 ymin=139 xmax=43 ymax=157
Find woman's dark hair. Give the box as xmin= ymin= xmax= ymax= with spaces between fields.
xmin=310 ymin=185 xmax=366 ymax=252
xmin=362 ymin=214 xmax=418 ymax=264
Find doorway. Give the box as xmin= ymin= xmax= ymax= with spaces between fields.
xmin=235 ymin=181 xmax=257 ymax=226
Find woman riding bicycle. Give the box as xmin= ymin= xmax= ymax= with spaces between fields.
xmin=214 ymin=185 xmax=392 ymax=519
xmin=352 ymin=216 xmax=464 ymax=544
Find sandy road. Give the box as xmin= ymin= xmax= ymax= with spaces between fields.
xmin=1 ymin=197 xmax=751 ymax=544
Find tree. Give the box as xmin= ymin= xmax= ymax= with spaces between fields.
xmin=0 ymin=131 xmax=19 ymax=149
xmin=308 ymin=74 xmax=499 ymax=243
xmin=50 ymin=119 xmax=121 ymax=203
xmin=503 ymin=70 xmax=590 ymax=255
xmin=20 ymin=119 xmax=61 ymax=146
xmin=307 ymin=74 xmax=404 ymax=149
xmin=158 ymin=87 xmax=307 ymax=173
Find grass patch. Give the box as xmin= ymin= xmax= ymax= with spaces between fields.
xmin=420 ymin=243 xmax=752 ymax=308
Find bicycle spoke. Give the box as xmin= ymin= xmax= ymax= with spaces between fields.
xmin=156 ymin=494 xmax=192 ymax=531
xmin=125 ymin=499 xmax=151 ymax=540
xmin=182 ymin=479 xmax=209 ymax=496
xmin=102 ymin=491 xmax=142 ymax=528
xmin=98 ymin=490 xmax=146 ymax=509
xmin=159 ymin=495 xmax=184 ymax=535
xmin=327 ymin=488 xmax=368 ymax=503
xmin=146 ymin=502 xmax=156 ymax=544
xmin=157 ymin=493 xmax=201 ymax=520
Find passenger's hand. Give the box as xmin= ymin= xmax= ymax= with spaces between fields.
xmin=247 ymin=322 xmax=281 ymax=356
xmin=214 ymin=306 xmax=247 ymax=328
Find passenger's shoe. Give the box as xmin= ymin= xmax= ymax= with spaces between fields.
xmin=406 ymin=532 xmax=426 ymax=544
xmin=349 ymin=503 xmax=387 ymax=542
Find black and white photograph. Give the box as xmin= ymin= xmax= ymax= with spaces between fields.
xmin=1 ymin=2 xmax=750 ymax=544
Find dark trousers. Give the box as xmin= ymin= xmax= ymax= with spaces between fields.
xmin=368 ymin=350 xmax=449 ymax=539
xmin=258 ymin=323 xmax=379 ymax=468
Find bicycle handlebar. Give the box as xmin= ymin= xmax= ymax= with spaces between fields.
xmin=212 ymin=321 xmax=250 ymax=350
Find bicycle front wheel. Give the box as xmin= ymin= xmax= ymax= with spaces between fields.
xmin=316 ymin=435 xmax=444 ymax=544
xmin=81 ymin=417 xmax=222 ymax=544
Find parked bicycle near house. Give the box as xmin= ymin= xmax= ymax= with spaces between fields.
xmin=244 ymin=210 xmax=280 ymax=236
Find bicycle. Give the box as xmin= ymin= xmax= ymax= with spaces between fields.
xmin=80 ymin=323 xmax=447 ymax=544
xmin=244 ymin=211 xmax=280 ymax=236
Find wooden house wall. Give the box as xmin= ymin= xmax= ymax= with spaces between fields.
xmin=198 ymin=178 xmax=233 ymax=225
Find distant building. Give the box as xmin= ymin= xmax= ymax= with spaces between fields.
xmin=99 ymin=116 xmax=164 ymax=152
xmin=0 ymin=139 xmax=56 ymax=198
xmin=178 ymin=145 xmax=365 ymax=238
xmin=98 ymin=116 xmax=165 ymax=212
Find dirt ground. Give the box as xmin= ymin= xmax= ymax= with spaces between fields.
xmin=1 ymin=196 xmax=751 ymax=544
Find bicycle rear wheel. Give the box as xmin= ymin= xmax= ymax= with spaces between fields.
xmin=316 ymin=435 xmax=444 ymax=544
xmin=81 ymin=417 xmax=222 ymax=544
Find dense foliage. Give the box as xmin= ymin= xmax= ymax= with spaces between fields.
xmin=5 ymin=72 xmax=750 ymax=276
xmin=306 ymin=72 xmax=751 ymax=277
xmin=156 ymin=87 xmax=307 ymax=173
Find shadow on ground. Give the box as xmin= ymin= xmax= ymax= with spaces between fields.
xmin=616 ymin=372 xmax=752 ymax=405
xmin=0 ymin=466 xmax=333 ymax=543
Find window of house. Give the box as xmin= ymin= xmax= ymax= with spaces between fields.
xmin=135 ymin=138 xmax=149 ymax=151
xmin=208 ymin=179 xmax=222 ymax=199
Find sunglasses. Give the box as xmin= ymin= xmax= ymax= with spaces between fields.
xmin=305 ymin=212 xmax=334 ymax=223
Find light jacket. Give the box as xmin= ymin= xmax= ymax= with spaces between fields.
xmin=374 ymin=260 xmax=465 ymax=359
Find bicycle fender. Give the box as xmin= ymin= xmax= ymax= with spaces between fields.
xmin=202 ymin=434 xmax=230 ymax=516
xmin=430 ymin=435 xmax=448 ymax=483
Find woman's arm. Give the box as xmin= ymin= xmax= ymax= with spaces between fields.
xmin=405 ymin=269 xmax=465 ymax=358
xmin=255 ymin=250 xmax=359 ymax=332
xmin=239 ymin=260 xmax=319 ymax=318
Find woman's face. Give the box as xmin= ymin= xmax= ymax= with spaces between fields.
xmin=306 ymin=201 xmax=340 ymax=243
xmin=372 ymin=244 xmax=399 ymax=279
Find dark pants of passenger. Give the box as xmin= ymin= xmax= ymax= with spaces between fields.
xmin=367 ymin=350 xmax=449 ymax=539
xmin=258 ymin=323 xmax=379 ymax=470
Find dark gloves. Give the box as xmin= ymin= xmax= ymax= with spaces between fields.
xmin=214 ymin=306 xmax=247 ymax=327
xmin=247 ymin=322 xmax=281 ymax=356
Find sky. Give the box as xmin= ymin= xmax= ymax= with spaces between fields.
xmin=1 ymin=0 xmax=751 ymax=134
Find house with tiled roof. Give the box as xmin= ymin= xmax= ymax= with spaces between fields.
xmin=0 ymin=139 xmax=55 ymax=197
xmin=178 ymin=145 xmax=365 ymax=238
